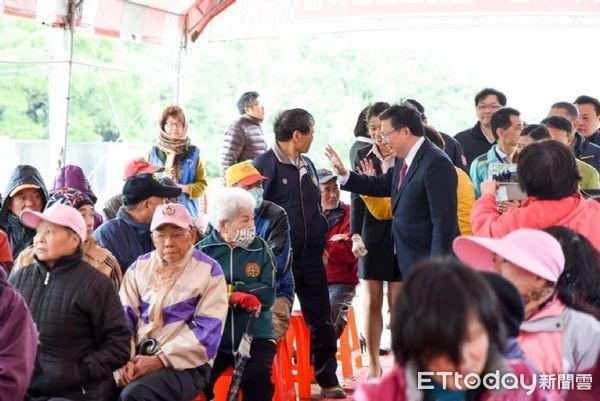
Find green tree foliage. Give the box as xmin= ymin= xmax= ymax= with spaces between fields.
xmin=0 ymin=18 xmax=479 ymax=179
xmin=186 ymin=34 xmax=479 ymax=172
xmin=0 ymin=19 xmax=50 ymax=139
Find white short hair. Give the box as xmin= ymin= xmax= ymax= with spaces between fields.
xmin=208 ymin=187 xmax=255 ymax=228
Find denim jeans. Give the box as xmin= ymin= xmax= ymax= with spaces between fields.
xmin=328 ymin=283 xmax=356 ymax=339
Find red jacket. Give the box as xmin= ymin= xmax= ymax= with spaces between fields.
xmin=471 ymin=193 xmax=600 ymax=251
xmin=325 ymin=203 xmax=358 ymax=285
xmin=0 ymin=230 xmax=12 ymax=273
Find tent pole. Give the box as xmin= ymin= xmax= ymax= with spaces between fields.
xmin=47 ymin=2 xmax=74 ymax=170
xmin=61 ymin=0 xmax=76 ymax=167
xmin=175 ymin=18 xmax=188 ymax=105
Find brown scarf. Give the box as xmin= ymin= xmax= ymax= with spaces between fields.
xmin=157 ymin=125 xmax=190 ymax=180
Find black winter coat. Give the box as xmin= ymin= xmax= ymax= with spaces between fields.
xmin=454 ymin=122 xmax=494 ymax=169
xmin=9 ymin=251 xmax=130 ymax=399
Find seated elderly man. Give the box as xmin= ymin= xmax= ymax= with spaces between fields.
xmin=0 ymin=164 xmax=48 ymax=261
xmin=317 ymin=168 xmax=359 ymax=339
xmin=198 ymin=187 xmax=276 ymax=401
xmin=94 ymin=173 xmax=181 ymax=273
xmin=9 ymin=204 xmax=130 ymax=400
xmin=115 ymin=203 xmax=228 ymax=401
xmin=102 ymin=158 xmax=165 ymax=221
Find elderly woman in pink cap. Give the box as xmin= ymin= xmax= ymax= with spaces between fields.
xmin=112 ymin=203 xmax=228 ymax=401
xmin=454 ymin=228 xmax=600 ymax=382
xmin=8 ymin=203 xmax=130 ymax=400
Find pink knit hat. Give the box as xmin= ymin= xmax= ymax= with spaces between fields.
xmin=20 ymin=203 xmax=87 ymax=244
xmin=453 ymin=228 xmax=565 ymax=282
xmin=150 ymin=203 xmax=193 ymax=231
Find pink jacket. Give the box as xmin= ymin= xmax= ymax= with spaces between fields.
xmin=355 ymin=361 xmax=554 ymax=401
xmin=471 ymin=194 xmax=600 ymax=251
xmin=519 ymin=298 xmax=600 ymax=377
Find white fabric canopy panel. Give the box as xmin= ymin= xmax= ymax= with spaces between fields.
xmin=1 ymin=0 xmax=235 ymax=45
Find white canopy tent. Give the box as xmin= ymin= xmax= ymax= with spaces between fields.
xmin=1 ymin=0 xmax=599 ymax=168
xmin=1 ymin=0 xmax=235 ymax=166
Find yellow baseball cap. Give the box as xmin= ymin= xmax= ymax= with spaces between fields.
xmin=225 ymin=161 xmax=269 ymax=187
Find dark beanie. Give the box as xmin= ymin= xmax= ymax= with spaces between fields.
xmin=480 ymin=272 xmax=524 ymax=337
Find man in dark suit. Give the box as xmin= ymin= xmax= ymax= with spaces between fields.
xmin=326 ymin=104 xmax=458 ymax=276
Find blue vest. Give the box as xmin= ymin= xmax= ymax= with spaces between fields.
xmin=148 ymin=146 xmax=201 ymax=220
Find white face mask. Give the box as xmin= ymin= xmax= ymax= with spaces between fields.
xmin=247 ymin=187 xmax=264 ymax=209
xmin=233 ymin=226 xmax=256 ymax=248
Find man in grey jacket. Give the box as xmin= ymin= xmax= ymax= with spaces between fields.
xmin=221 ymin=91 xmax=267 ymax=180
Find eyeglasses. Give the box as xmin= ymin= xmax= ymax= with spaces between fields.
xmin=165 ymin=122 xmax=184 ymax=129
xmin=380 ymin=129 xmax=398 ymax=138
xmin=152 ymin=230 xmax=190 ymax=242
xmin=476 ymin=104 xmax=501 ymax=111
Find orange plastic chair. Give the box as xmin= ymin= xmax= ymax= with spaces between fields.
xmin=189 ymin=367 xmax=241 ymax=401
xmin=192 ymin=339 xmax=295 ymax=401
xmin=285 ymin=310 xmax=315 ymax=399
xmin=336 ymin=305 xmax=363 ymax=378
xmin=214 ymin=367 xmax=236 ymax=401
xmin=272 ymin=336 xmax=297 ymax=401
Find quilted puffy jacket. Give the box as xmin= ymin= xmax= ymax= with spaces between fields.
xmin=221 ymin=114 xmax=267 ymax=178
xmin=9 ymin=252 xmax=130 ymax=399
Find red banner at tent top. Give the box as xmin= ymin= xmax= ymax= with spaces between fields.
xmin=294 ymin=0 xmax=600 ymax=18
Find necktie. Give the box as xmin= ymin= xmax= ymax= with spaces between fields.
xmin=397 ymin=162 xmax=408 ymax=189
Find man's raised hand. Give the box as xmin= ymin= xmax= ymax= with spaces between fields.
xmin=325 ymin=145 xmax=348 ymax=176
